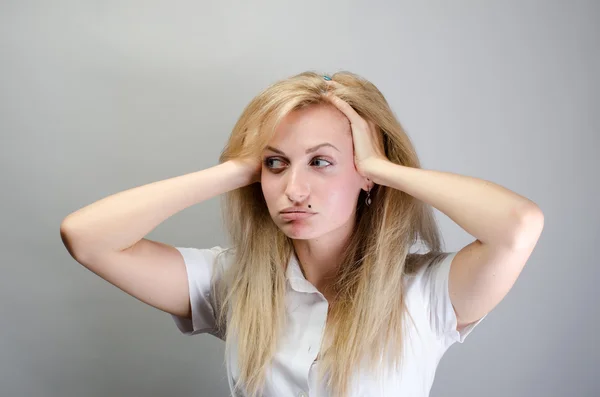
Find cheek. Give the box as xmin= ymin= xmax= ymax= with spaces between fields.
xmin=260 ymin=176 xmax=278 ymax=207
xmin=321 ymin=181 xmax=358 ymax=214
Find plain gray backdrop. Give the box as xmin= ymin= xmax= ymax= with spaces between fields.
xmin=2 ymin=1 xmax=598 ymax=396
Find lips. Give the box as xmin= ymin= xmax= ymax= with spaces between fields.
xmin=280 ymin=206 xmax=312 ymax=213
xmin=280 ymin=212 xmax=315 ymax=221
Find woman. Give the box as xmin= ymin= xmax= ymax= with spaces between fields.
xmin=60 ymin=71 xmax=544 ymax=397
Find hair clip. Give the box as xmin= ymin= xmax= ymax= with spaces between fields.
xmin=323 ymin=75 xmax=332 ymax=81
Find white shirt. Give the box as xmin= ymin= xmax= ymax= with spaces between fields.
xmin=171 ymin=246 xmax=486 ymax=397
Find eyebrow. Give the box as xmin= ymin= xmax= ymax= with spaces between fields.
xmin=264 ymin=143 xmax=340 ymax=155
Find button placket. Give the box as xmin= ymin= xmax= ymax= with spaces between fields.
xmin=306 ymin=298 xmax=328 ymax=360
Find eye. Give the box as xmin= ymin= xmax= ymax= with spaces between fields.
xmin=263 ymin=157 xmax=333 ymax=170
xmin=312 ymin=158 xmax=332 ymax=167
xmin=264 ymin=158 xmax=284 ymax=169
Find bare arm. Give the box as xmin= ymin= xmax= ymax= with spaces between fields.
xmin=59 ymin=160 xmax=254 ymax=318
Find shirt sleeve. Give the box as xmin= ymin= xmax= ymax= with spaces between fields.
xmin=170 ymin=245 xmax=228 ymax=340
xmin=418 ymin=251 xmax=487 ymax=346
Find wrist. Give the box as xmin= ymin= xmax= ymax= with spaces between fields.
xmin=361 ymin=158 xmax=389 ymax=184
xmin=222 ymin=160 xmax=252 ymax=188
xmin=230 ymin=159 xmax=259 ymax=186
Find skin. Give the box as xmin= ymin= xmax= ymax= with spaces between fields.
xmin=260 ymin=103 xmax=373 ymax=297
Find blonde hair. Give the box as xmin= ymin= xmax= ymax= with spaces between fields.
xmin=212 ymin=71 xmax=445 ymax=397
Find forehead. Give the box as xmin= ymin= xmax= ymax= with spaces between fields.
xmin=271 ymin=103 xmax=350 ymax=144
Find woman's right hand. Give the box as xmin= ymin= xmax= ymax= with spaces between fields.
xmin=232 ymin=156 xmax=262 ymax=186
xmin=233 ymin=126 xmax=263 ymax=186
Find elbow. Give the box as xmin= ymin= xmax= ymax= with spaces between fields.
xmin=60 ymin=218 xmax=88 ymax=261
xmin=511 ymin=205 xmax=544 ymax=250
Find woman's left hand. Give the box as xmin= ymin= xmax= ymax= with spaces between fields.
xmin=324 ymin=90 xmax=388 ymax=178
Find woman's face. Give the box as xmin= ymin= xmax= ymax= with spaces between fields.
xmin=261 ymin=103 xmax=366 ymax=240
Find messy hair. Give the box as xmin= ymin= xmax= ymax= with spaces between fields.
xmin=212 ymin=71 xmax=444 ymax=397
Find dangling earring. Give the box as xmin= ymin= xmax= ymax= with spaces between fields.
xmin=365 ymin=187 xmax=372 ymax=206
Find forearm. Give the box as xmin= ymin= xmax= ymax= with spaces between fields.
xmin=364 ymin=159 xmax=542 ymax=248
xmin=60 ymin=160 xmax=250 ymax=257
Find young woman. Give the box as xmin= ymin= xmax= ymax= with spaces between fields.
xmin=60 ymin=71 xmax=544 ymax=397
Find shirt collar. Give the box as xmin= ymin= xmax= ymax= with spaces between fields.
xmin=285 ymin=250 xmax=321 ymax=294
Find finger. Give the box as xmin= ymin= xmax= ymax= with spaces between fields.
xmin=325 ymin=93 xmax=364 ymax=126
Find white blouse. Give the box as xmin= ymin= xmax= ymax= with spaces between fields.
xmin=171 ymin=246 xmax=486 ymax=397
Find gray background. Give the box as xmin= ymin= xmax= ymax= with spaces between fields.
xmin=2 ymin=1 xmax=598 ymax=396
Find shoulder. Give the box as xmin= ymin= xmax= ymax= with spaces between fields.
xmin=175 ymin=245 xmax=235 ymax=275
xmin=402 ymin=251 xmax=456 ymax=297
xmin=404 ymin=251 xmax=452 ymax=278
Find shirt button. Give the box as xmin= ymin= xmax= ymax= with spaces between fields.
xmin=298 ymin=391 xmax=308 ymax=397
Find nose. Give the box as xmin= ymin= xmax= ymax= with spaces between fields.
xmin=284 ymin=167 xmax=310 ymax=203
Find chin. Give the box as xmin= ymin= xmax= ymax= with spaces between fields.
xmin=279 ymin=222 xmax=321 ymax=240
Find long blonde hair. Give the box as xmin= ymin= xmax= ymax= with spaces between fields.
xmin=212 ymin=71 xmax=445 ymax=397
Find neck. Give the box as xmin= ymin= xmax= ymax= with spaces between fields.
xmin=292 ymin=218 xmax=354 ymax=297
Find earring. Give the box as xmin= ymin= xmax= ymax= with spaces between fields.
xmin=365 ymin=188 xmax=372 ymax=206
